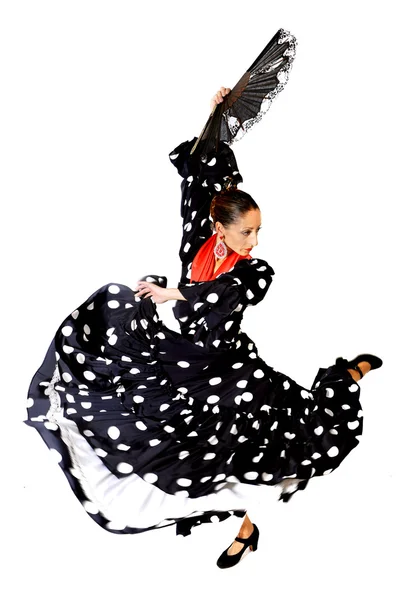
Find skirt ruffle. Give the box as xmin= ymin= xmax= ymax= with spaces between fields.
xmin=26 ymin=283 xmax=363 ymax=535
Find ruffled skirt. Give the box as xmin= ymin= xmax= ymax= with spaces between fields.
xmin=26 ymin=284 xmax=363 ymax=536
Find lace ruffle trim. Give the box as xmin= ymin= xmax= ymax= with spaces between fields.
xmin=45 ymin=365 xmax=63 ymax=422
xmin=225 ymin=28 xmax=297 ymax=143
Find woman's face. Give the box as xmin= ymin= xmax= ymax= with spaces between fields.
xmin=216 ymin=209 xmax=262 ymax=257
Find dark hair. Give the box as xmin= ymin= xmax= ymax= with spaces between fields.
xmin=210 ymin=188 xmax=260 ymax=228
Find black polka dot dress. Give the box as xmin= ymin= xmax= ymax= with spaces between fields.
xmin=25 ymin=138 xmax=364 ymax=537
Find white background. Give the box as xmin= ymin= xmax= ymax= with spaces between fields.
xmin=1 ymin=0 xmax=410 ymax=598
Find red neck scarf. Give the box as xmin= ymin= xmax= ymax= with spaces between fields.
xmin=191 ymin=233 xmax=251 ymax=283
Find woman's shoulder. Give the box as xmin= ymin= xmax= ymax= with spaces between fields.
xmin=218 ymin=257 xmax=274 ymax=278
xmin=215 ymin=257 xmax=274 ymax=305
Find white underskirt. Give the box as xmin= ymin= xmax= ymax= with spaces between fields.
xmin=55 ymin=413 xmax=301 ymax=531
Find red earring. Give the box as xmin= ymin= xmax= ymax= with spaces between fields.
xmin=214 ymin=238 xmax=228 ymax=259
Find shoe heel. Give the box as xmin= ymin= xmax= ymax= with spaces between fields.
xmin=216 ymin=523 xmax=260 ymax=569
xmin=249 ymin=528 xmax=259 ymax=552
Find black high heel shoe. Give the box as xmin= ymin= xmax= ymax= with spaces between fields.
xmin=216 ymin=524 xmax=259 ymax=569
xmin=336 ymin=354 xmax=383 ymax=379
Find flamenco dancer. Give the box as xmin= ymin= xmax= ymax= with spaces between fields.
xmin=26 ymin=30 xmax=382 ymax=568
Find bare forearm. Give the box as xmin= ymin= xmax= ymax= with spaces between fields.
xmin=166 ymin=288 xmax=186 ymax=302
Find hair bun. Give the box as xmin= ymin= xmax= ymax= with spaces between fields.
xmin=210 ymin=188 xmax=259 ymax=228
xmin=222 ymin=176 xmax=238 ymax=192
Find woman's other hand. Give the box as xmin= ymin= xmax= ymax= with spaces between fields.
xmin=210 ymin=86 xmax=231 ymax=111
xmin=134 ymin=282 xmax=186 ymax=304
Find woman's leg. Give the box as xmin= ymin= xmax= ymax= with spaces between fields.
xmin=226 ymin=513 xmax=255 ymax=556
xmin=219 ymin=360 xmax=373 ymax=560
xmin=347 ymin=361 xmax=371 ymax=382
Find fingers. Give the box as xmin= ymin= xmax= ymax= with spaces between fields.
xmin=134 ymin=281 xmax=153 ymax=298
xmin=135 ymin=280 xmax=154 ymax=290
xmin=215 ymin=88 xmax=230 ymax=102
xmin=134 ymin=289 xmax=153 ymax=300
xmin=210 ymin=87 xmax=231 ymax=110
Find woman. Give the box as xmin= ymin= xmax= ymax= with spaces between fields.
xmin=26 ymin=87 xmax=382 ymax=569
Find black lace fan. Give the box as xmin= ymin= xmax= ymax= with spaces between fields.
xmin=191 ymin=29 xmax=297 ymax=158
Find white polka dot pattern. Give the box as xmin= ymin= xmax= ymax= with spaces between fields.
xmin=24 ymin=143 xmax=366 ymax=534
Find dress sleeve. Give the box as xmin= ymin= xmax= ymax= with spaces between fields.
xmin=169 ymin=137 xmax=243 ymax=283
xmin=172 ymin=258 xmax=275 ymax=351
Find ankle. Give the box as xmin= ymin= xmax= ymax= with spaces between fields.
xmin=348 ymin=361 xmax=371 ymax=382
xmin=348 ymin=368 xmax=361 ymax=382
xmin=238 ymin=523 xmax=254 ymax=538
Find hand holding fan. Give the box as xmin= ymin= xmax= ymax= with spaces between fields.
xmin=191 ymin=28 xmax=297 ymax=157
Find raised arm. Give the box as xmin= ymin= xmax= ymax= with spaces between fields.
xmin=169 ymin=88 xmax=244 ymax=283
